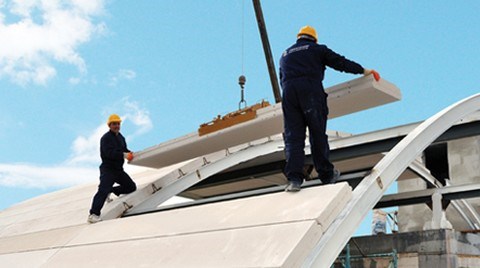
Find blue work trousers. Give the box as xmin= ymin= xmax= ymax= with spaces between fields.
xmin=282 ymin=78 xmax=334 ymax=183
xmin=89 ymin=167 xmax=136 ymax=216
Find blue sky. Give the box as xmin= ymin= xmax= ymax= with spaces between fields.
xmin=0 ymin=1 xmax=479 ymax=235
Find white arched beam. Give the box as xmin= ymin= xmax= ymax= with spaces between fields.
xmin=125 ymin=139 xmax=285 ymax=216
xmin=302 ymin=93 xmax=480 ymax=267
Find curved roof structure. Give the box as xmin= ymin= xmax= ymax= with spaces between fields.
xmin=2 ymin=77 xmax=478 ymax=267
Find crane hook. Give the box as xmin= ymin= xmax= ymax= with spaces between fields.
xmin=238 ymin=75 xmax=247 ymax=109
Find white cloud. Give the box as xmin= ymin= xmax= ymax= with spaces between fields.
xmin=122 ymin=99 xmax=153 ymax=137
xmin=65 ymin=123 xmax=104 ymax=167
xmin=66 ymin=98 xmax=153 ymax=166
xmin=0 ymin=0 xmax=106 ymax=85
xmin=0 ymin=163 xmax=97 ymax=189
xmin=108 ymin=69 xmax=137 ymax=86
xmin=0 ymin=99 xmax=153 ymax=189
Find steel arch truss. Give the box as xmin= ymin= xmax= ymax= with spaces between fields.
xmin=302 ymin=93 xmax=480 ymax=267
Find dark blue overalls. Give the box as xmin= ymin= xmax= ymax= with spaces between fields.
xmin=279 ymin=38 xmax=364 ymax=184
xmin=89 ymin=131 xmax=136 ymax=216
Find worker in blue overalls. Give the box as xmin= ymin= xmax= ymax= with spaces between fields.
xmin=88 ymin=114 xmax=137 ymax=223
xmin=280 ymin=25 xmax=380 ymax=192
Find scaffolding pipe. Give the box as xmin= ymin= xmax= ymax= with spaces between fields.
xmin=252 ymin=0 xmax=282 ymax=103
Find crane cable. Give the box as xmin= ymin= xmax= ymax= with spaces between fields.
xmin=238 ymin=0 xmax=247 ymax=110
xmin=241 ymin=0 xmax=245 ymax=75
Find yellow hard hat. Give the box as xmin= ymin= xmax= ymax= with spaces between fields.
xmin=297 ymin=25 xmax=317 ymax=42
xmin=107 ymin=114 xmax=122 ymax=125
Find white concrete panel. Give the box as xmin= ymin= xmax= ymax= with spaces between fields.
xmin=131 ymin=76 xmax=401 ymax=168
xmin=0 ymin=184 xmax=351 ymax=268
xmin=0 ymin=249 xmax=59 ymax=268
xmin=0 ymin=183 xmax=350 ymax=254
xmin=0 ymin=208 xmax=87 ymax=237
xmin=0 ymin=183 xmax=95 ymax=219
xmin=0 ymin=195 xmax=90 ymax=226
xmin=68 ymin=184 xmax=350 ymax=246
xmin=0 ymin=225 xmax=86 ymax=254
xmin=47 ymin=221 xmax=321 ymax=268
xmin=326 ymin=75 xmax=401 ymax=118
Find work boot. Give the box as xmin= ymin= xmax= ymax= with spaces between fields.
xmin=322 ymin=169 xmax=341 ymax=185
xmin=87 ymin=214 xmax=102 ymax=224
xmin=285 ymin=181 xmax=302 ymax=192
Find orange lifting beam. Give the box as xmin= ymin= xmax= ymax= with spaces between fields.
xmin=198 ymin=100 xmax=271 ymax=136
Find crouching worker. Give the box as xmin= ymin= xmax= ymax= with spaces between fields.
xmin=88 ymin=114 xmax=137 ymax=223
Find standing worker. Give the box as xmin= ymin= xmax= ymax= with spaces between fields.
xmin=280 ymin=25 xmax=380 ymax=192
xmin=88 ymin=114 xmax=137 ymax=223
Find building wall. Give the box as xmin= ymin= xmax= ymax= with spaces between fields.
xmin=447 ymin=136 xmax=480 ymax=230
xmin=398 ymin=136 xmax=480 ymax=232
xmin=344 ymin=230 xmax=480 ymax=268
xmin=449 ymin=136 xmax=480 ymax=184
xmin=398 ymin=175 xmax=431 ymax=232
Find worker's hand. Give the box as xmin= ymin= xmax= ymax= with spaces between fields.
xmin=124 ymin=152 xmax=134 ymax=162
xmin=363 ymin=68 xmax=381 ymax=81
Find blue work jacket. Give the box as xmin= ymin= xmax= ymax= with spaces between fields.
xmin=100 ymin=130 xmax=130 ymax=170
xmin=279 ymin=38 xmax=364 ymax=88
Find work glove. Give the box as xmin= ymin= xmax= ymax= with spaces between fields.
xmin=123 ymin=152 xmax=134 ymax=162
xmin=363 ymin=68 xmax=381 ymax=81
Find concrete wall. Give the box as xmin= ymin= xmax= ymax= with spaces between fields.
xmin=340 ymin=230 xmax=480 ymax=268
xmin=397 ymin=169 xmax=431 ymax=232
xmin=398 ymin=136 xmax=480 ymax=232
xmin=447 ymin=136 xmax=480 ymax=230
